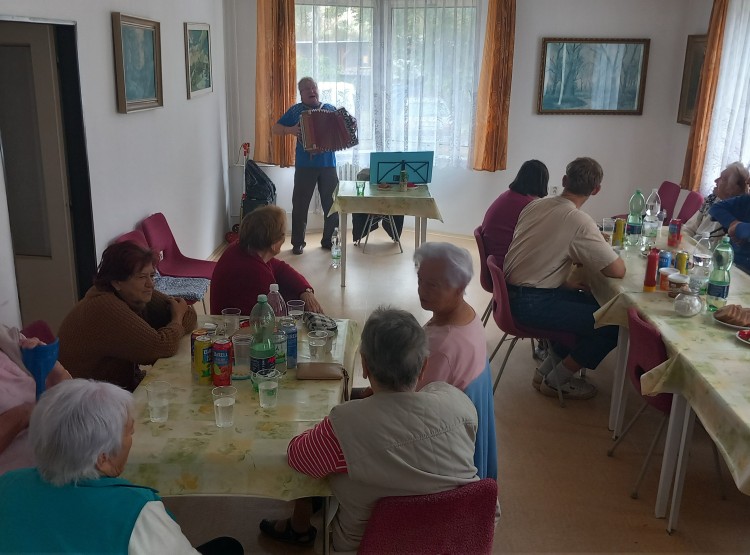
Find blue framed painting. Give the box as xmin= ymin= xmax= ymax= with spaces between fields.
xmin=112 ymin=12 xmax=163 ymax=113
xmin=184 ymin=23 xmax=213 ymax=99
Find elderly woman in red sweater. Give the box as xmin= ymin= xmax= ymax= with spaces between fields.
xmin=210 ymin=206 xmax=324 ymax=315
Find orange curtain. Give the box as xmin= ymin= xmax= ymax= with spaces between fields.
xmin=471 ymin=0 xmax=516 ymax=172
xmin=254 ymin=0 xmax=296 ymax=167
xmin=681 ymin=0 xmax=728 ymax=191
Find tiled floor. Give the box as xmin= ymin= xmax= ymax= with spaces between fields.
xmin=173 ymin=227 xmax=750 ymax=553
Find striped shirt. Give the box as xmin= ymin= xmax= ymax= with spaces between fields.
xmin=287 ymin=417 xmax=348 ymax=478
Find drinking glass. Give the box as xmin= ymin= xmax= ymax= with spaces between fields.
xmin=212 ymin=386 xmax=237 ymax=428
xmin=602 ymin=218 xmax=616 ymax=245
xmin=232 ymin=334 xmax=253 ymax=380
xmin=355 ymin=181 xmax=366 ymax=196
xmin=257 ymin=370 xmax=280 ymax=409
xmin=286 ymin=300 xmax=305 ymax=326
xmin=309 ymin=337 xmax=327 ymax=359
xmin=146 ymin=381 xmax=171 ymax=423
xmin=308 ymin=330 xmax=333 ymax=354
xmin=221 ymin=308 xmax=241 ymax=337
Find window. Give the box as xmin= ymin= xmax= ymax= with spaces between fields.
xmin=295 ymin=0 xmax=478 ymax=169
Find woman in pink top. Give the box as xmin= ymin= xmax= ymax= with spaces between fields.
xmin=414 ymin=242 xmax=486 ymax=389
xmin=481 ymin=159 xmax=549 ymax=269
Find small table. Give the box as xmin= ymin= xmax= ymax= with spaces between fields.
xmin=330 ymin=180 xmax=443 ymax=287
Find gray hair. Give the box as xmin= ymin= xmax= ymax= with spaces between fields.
xmin=413 ymin=242 xmax=474 ymax=290
xmin=298 ymin=76 xmax=317 ymax=90
xmin=725 ymin=161 xmax=750 ymax=192
xmin=30 ymin=379 xmax=133 ymax=486
xmin=360 ymin=306 xmax=429 ymax=392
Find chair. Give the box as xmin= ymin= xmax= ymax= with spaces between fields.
xmin=358 ymin=478 xmax=498 ymax=555
xmin=676 ymin=190 xmax=704 ymax=223
xmin=115 ymin=229 xmax=209 ymax=312
xmin=473 ymin=226 xmax=493 ymax=327
xmin=608 ymin=307 xmax=724 ymax=499
xmin=20 ymin=320 xmax=55 ymax=344
xmin=352 ymin=168 xmax=404 ymax=253
xmin=486 ymin=256 xmax=577 ymax=405
xmin=140 ymin=212 xmax=216 ymax=280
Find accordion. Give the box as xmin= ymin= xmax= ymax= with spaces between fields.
xmin=299 ymin=107 xmax=358 ymax=154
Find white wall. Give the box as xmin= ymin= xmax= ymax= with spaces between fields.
xmin=225 ymin=0 xmax=713 ymax=235
xmin=0 ymin=0 xmax=228 ymax=262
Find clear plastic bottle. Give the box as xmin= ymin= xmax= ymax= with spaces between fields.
xmin=706 ymin=236 xmax=734 ymax=312
xmin=688 ymin=232 xmax=713 ymax=295
xmin=643 ymin=188 xmax=661 ymax=240
xmin=267 ymin=284 xmax=287 ymax=317
xmin=626 ymin=189 xmax=646 ymax=246
xmin=331 ymin=227 xmax=341 ymax=269
xmin=249 ymin=294 xmax=277 ymax=389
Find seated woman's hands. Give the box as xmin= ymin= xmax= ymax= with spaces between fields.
xmin=300 ymin=291 xmax=324 ymax=314
xmin=168 ymin=296 xmax=189 ymax=324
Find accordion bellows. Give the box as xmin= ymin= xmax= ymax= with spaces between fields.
xmin=300 ymin=107 xmax=358 ymax=153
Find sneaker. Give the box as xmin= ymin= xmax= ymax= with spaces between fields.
xmin=292 ymin=245 xmax=304 ymax=255
xmin=540 ymin=377 xmax=597 ymax=400
xmin=532 ymin=369 xmax=544 ymax=390
xmin=532 ymin=351 xmax=561 ymax=390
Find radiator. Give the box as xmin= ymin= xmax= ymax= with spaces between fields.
xmin=337 ymin=162 xmax=360 ymax=181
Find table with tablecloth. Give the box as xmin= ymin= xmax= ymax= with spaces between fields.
xmin=121 ymin=317 xmax=360 ymax=500
xmin=330 ymin=180 xmax=443 ymax=287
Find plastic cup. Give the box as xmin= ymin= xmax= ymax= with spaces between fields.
xmin=355 ymin=181 xmax=366 ymax=196
xmin=146 ymin=381 xmax=171 ymax=423
xmin=308 ymin=330 xmax=333 ymax=353
xmin=221 ymin=308 xmax=241 ymax=337
xmin=602 ymin=218 xmax=616 ymax=245
xmin=232 ymin=334 xmax=253 ymax=380
xmin=257 ymin=370 xmax=280 ymax=409
xmin=212 ymin=386 xmax=237 ymax=428
xmin=287 ymin=300 xmax=305 ymax=326
xmin=309 ymin=337 xmax=327 ymax=359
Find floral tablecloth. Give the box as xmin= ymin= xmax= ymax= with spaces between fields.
xmin=331 ymin=180 xmax=443 ymax=220
xmin=121 ymin=318 xmax=360 ymax=499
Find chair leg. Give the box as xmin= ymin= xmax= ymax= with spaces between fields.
xmin=386 ymin=215 xmax=403 ymax=253
xmin=492 ymin=336 xmax=519 ymax=393
xmin=362 ymin=215 xmax=374 ymax=253
xmin=489 ymin=332 xmax=510 ymax=363
xmin=710 ymin=441 xmax=727 ymax=500
xmin=608 ymin=401 xmax=649 ymax=456
xmin=631 ymin=413 xmax=668 ymax=499
xmin=481 ymin=300 xmax=492 ymax=327
xmin=529 ymin=338 xmax=536 ymax=359
xmin=201 ymin=298 xmax=207 ymax=314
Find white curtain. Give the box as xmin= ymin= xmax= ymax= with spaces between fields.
xmin=294 ymin=0 xmax=479 ymax=169
xmin=701 ymin=0 xmax=750 ymax=196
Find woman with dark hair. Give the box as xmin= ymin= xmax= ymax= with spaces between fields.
xmin=480 ymin=159 xmax=549 ymax=269
xmin=58 ymin=241 xmax=196 ymax=391
xmin=210 ymin=205 xmax=324 ymax=315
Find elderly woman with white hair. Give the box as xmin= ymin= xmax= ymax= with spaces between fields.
xmin=0 ymin=379 xmax=243 ymax=555
xmin=413 ymin=242 xmax=497 ymax=480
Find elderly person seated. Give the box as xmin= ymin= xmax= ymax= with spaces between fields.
xmin=684 ymin=161 xmax=749 ymax=239
xmin=58 ymin=241 xmax=197 ymax=392
xmin=0 ymin=325 xmax=70 ymax=476
xmin=413 ymin=242 xmax=497 ymax=480
xmin=709 ymin=167 xmax=750 ymax=272
xmin=211 ymin=205 xmax=324 ymax=315
xmin=261 ymin=307 xmax=479 ymax=552
xmin=0 ymin=380 xmax=242 ymax=554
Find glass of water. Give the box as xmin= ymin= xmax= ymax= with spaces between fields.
xmin=286 ymin=300 xmax=305 ymax=327
xmin=212 ymin=386 xmax=237 ymax=428
xmin=257 ymin=370 xmax=280 ymax=409
xmin=146 ymin=381 xmax=171 ymax=423
xmin=221 ymin=308 xmax=241 ymax=337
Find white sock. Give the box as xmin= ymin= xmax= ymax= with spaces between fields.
xmin=545 ymin=360 xmax=575 ymax=387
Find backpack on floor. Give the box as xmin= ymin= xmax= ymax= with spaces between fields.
xmin=242 ymin=159 xmax=277 ymax=219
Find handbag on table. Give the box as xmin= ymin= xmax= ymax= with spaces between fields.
xmin=296 ymin=362 xmax=350 ymax=401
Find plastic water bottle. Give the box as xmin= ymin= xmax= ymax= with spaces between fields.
xmin=249 ymin=295 xmax=277 ymax=388
xmin=643 ymin=188 xmax=661 ymax=240
xmin=626 ymin=189 xmax=646 ymax=246
xmin=331 ymin=227 xmax=341 ymax=269
xmin=688 ymin=233 xmax=713 ymax=295
xmin=706 ymin=236 xmax=734 ymax=312
xmin=267 ymin=284 xmax=287 ymax=317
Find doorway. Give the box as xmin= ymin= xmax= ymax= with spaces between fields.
xmin=0 ymin=20 xmax=95 ymax=332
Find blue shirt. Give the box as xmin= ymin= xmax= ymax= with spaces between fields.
xmin=278 ymin=102 xmax=337 ymax=168
xmin=709 ymin=195 xmax=750 ymax=270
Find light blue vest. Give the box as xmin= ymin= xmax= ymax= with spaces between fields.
xmin=0 ymin=468 xmax=160 ymax=554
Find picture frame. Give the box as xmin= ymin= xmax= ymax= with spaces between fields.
xmin=111 ymin=13 xmax=163 ymax=113
xmin=537 ymin=38 xmax=650 ymax=115
xmin=677 ymin=34 xmax=708 ymax=125
xmin=184 ymin=23 xmax=213 ymax=99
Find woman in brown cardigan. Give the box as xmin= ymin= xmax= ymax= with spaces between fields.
xmin=58 ymin=241 xmax=197 ymax=391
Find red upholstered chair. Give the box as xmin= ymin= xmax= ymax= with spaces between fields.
xmin=474 ymin=226 xmax=493 ymax=327
xmin=486 ymin=256 xmax=577 ymax=402
xmin=358 ymin=478 xmax=498 ymax=555
xmin=608 ymin=307 xmax=724 ymax=499
xmin=114 ymin=228 xmax=149 ymax=248
xmin=676 ymin=190 xmax=704 ymax=223
xmin=20 ymin=320 xmax=55 ymax=344
xmin=140 ymin=212 xmax=216 ymax=280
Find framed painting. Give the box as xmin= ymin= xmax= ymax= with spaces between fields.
xmin=537 ymin=38 xmax=650 ymax=115
xmin=677 ymin=35 xmax=708 ymax=125
xmin=184 ymin=23 xmax=213 ymax=98
xmin=112 ymin=13 xmax=163 ymax=113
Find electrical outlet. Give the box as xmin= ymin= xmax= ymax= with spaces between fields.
xmin=552 ymin=186 xmax=559 ymax=195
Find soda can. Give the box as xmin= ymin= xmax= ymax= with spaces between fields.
xmin=193 ymin=335 xmax=213 ymax=385
xmin=202 ymin=322 xmax=218 ymax=337
xmin=668 ymin=218 xmax=682 ymax=247
xmin=658 ymin=250 xmax=672 ymax=270
xmin=212 ymin=338 xmax=233 ymax=386
xmin=612 ymin=218 xmax=626 ymax=248
xmin=675 ymin=251 xmax=689 ymax=275
xmin=273 ymin=330 xmax=287 ymax=373
xmin=191 ymin=328 xmax=208 ymax=359
xmin=279 ymin=317 xmax=297 ymax=369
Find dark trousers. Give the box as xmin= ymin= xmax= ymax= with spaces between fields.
xmin=292 ymin=167 xmax=339 ymax=248
xmin=507 ymin=285 xmax=619 ymax=370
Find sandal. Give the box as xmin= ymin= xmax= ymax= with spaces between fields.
xmin=259 ymin=518 xmax=317 ymax=546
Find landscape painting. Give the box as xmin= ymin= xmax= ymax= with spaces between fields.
xmin=184 ymin=23 xmax=212 ymax=98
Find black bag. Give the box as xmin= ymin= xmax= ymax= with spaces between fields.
xmin=242 ymin=159 xmax=277 ymax=218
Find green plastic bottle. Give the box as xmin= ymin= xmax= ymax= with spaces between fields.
xmin=625 ymin=189 xmax=645 ymax=246
xmin=706 ymin=236 xmax=734 ymax=312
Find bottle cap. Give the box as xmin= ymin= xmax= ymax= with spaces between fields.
xmin=257 ymin=294 xmax=268 ymax=302
xmin=270 ymin=284 xmax=279 ymax=292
